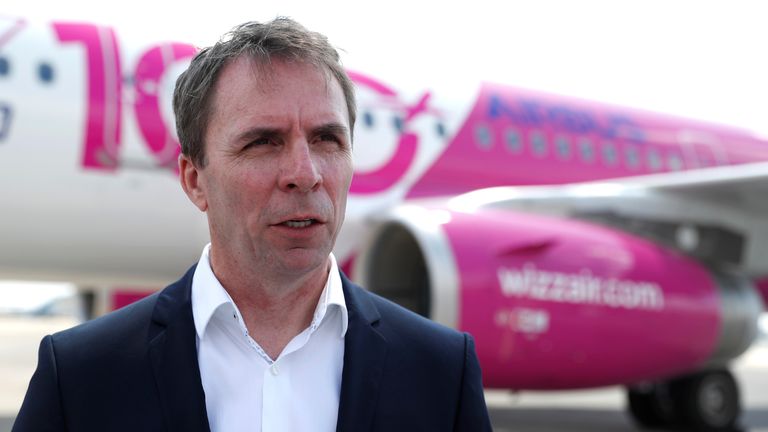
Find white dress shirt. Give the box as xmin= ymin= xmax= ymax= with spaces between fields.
xmin=191 ymin=244 xmax=348 ymax=432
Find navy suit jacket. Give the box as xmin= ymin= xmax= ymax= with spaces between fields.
xmin=14 ymin=266 xmax=491 ymax=431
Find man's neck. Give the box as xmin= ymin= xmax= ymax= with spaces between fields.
xmin=210 ymin=257 xmax=331 ymax=360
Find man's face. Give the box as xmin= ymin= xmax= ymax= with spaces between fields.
xmin=182 ymin=57 xmax=353 ymax=282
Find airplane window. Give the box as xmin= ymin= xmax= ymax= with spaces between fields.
xmin=555 ymin=135 xmax=571 ymax=159
xmin=504 ymin=127 xmax=522 ymax=153
xmin=697 ymin=153 xmax=715 ymax=167
xmin=602 ymin=142 xmax=618 ymax=165
xmin=624 ymin=146 xmax=640 ymax=169
xmin=435 ymin=121 xmax=446 ymax=138
xmin=38 ymin=62 xmax=54 ymax=83
xmin=474 ymin=124 xmax=493 ymax=150
xmin=647 ymin=149 xmax=662 ymax=171
xmin=579 ymin=138 xmax=595 ymax=162
xmin=0 ymin=57 xmax=8 ymax=77
xmin=363 ymin=111 xmax=374 ymax=128
xmin=668 ymin=153 xmax=683 ymax=170
xmin=0 ymin=104 xmax=10 ymax=140
xmin=530 ymin=130 xmax=547 ymax=157
xmin=393 ymin=115 xmax=404 ymax=132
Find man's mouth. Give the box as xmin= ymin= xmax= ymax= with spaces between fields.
xmin=281 ymin=219 xmax=316 ymax=228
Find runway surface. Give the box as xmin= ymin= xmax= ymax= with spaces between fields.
xmin=2 ymin=314 xmax=767 ymax=431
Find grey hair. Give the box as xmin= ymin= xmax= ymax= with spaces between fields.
xmin=173 ymin=17 xmax=356 ymax=167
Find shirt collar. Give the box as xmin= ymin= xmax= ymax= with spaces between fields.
xmin=191 ymin=244 xmax=232 ymax=340
xmin=191 ymin=244 xmax=348 ymax=340
xmin=314 ymin=253 xmax=349 ymax=337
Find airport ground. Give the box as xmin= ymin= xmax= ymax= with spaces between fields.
xmin=1 ymin=312 xmax=767 ymax=431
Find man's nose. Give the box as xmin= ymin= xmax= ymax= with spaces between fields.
xmin=278 ymin=141 xmax=322 ymax=192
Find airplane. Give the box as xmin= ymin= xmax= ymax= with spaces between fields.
xmin=2 ymin=15 xmax=768 ymax=431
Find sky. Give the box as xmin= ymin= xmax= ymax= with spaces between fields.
xmin=5 ymin=0 xmax=768 ymax=136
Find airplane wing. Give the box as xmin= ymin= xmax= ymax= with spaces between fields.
xmin=618 ymin=160 xmax=768 ymax=215
xmin=444 ymin=161 xmax=768 ymax=276
xmin=579 ymin=161 xmax=768 ymax=276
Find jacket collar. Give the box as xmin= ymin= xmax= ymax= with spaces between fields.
xmin=148 ymin=265 xmax=211 ymax=432
xmin=146 ymin=267 xmax=389 ymax=432
xmin=336 ymin=272 xmax=388 ymax=432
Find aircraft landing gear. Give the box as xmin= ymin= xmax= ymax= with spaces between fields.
xmin=627 ymin=382 xmax=674 ymax=428
xmin=627 ymin=368 xmax=742 ymax=431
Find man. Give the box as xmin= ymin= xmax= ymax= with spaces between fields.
xmin=13 ymin=18 xmax=491 ymax=432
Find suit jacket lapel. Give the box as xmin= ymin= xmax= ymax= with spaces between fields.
xmin=148 ymin=266 xmax=211 ymax=432
xmin=145 ymin=267 xmax=387 ymax=432
xmin=336 ymin=274 xmax=388 ymax=432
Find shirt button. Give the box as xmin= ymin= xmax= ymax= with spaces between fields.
xmin=271 ymin=363 xmax=280 ymax=376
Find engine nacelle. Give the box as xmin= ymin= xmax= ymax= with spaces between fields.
xmin=354 ymin=205 xmax=762 ymax=390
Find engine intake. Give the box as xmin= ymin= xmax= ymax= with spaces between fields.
xmin=354 ymin=204 xmax=761 ymax=390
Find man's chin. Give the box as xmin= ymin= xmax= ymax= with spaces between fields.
xmin=274 ymin=249 xmax=331 ymax=279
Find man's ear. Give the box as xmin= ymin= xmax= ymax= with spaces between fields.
xmin=179 ymin=154 xmax=209 ymax=212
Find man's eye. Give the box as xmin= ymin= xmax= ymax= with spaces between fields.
xmin=318 ymin=134 xmax=341 ymax=144
xmin=320 ymin=134 xmax=336 ymax=142
xmin=246 ymin=138 xmax=271 ymax=148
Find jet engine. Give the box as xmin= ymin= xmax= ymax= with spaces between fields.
xmin=353 ymin=204 xmax=762 ymax=391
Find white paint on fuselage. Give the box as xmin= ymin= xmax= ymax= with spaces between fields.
xmin=0 ymin=20 xmax=208 ymax=285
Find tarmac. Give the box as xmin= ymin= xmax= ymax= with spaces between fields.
xmin=2 ymin=314 xmax=767 ymax=431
